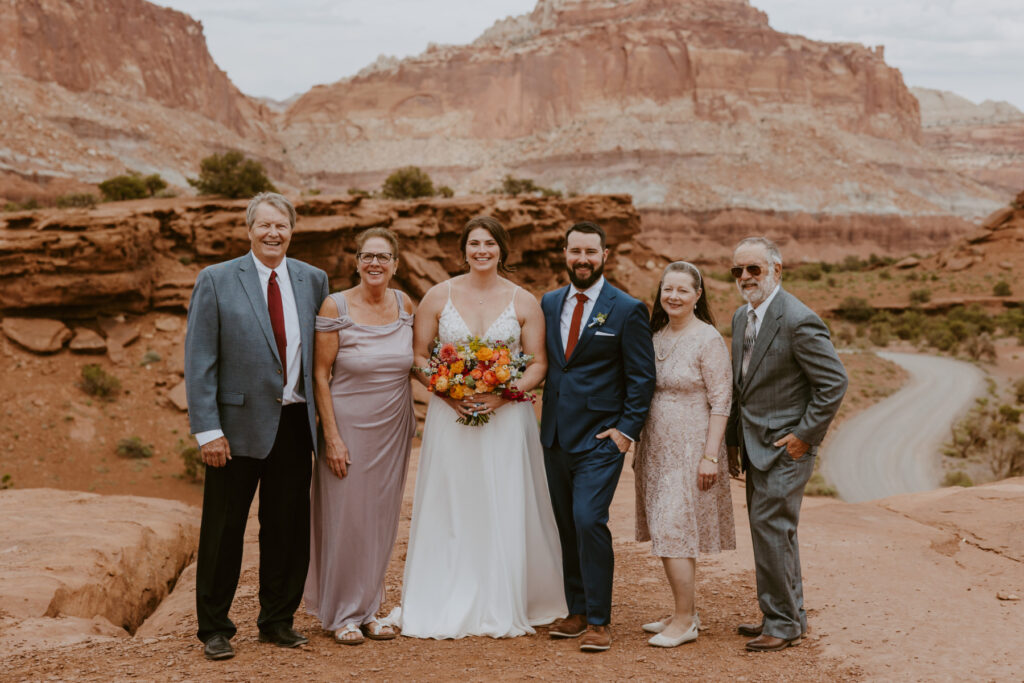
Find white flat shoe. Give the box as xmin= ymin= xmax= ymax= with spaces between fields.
xmin=648 ymin=619 xmax=699 ymax=648
xmin=642 ymin=612 xmax=700 ymax=634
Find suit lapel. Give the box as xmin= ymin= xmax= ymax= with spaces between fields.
xmin=566 ymin=284 xmax=618 ymax=365
xmin=741 ymin=291 xmax=784 ymax=395
xmin=286 ymin=259 xmax=313 ymax=372
xmin=238 ymin=256 xmax=282 ymax=366
xmin=732 ymin=309 xmax=746 ymax=386
xmin=548 ymin=285 xmax=571 ymax=366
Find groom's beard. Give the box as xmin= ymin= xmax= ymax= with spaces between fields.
xmin=567 ymin=259 xmax=605 ymax=290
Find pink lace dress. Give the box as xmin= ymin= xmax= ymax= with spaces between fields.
xmin=634 ymin=321 xmax=736 ymax=558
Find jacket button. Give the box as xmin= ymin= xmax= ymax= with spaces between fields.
xmin=562 ymin=367 xmax=568 ymax=373
xmin=276 ymin=368 xmax=282 ymax=375
xmin=276 ymin=398 xmax=282 ymax=404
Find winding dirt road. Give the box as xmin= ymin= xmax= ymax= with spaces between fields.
xmin=822 ymin=351 xmax=986 ymax=503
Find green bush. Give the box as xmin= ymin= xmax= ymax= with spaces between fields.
xmin=1013 ymin=377 xmax=1024 ymax=405
xmin=909 ymin=288 xmax=931 ymax=305
xmin=790 ymin=263 xmax=824 ymax=281
xmin=495 ymin=175 xmax=562 ymax=198
xmin=99 ymin=172 xmax=146 ymax=201
xmin=868 ymin=321 xmax=893 ymax=347
xmin=56 ymin=193 xmax=98 ymax=208
xmin=79 ymin=364 xmax=121 ymax=399
xmin=116 ymin=436 xmax=153 ymax=459
xmin=994 ymin=280 xmax=1012 ymax=296
xmin=347 ymin=188 xmax=370 ymax=197
xmin=804 ymin=472 xmax=837 ymax=497
xmin=188 ymin=151 xmax=276 ymax=198
xmin=0 ymin=473 xmax=12 ymax=490
xmin=179 ymin=440 xmax=205 ymax=482
xmin=942 ymin=470 xmax=973 ymax=487
xmin=139 ymin=350 xmax=162 ymax=367
xmin=3 ymin=198 xmax=40 ymax=212
xmin=380 ymin=166 xmax=434 ymax=199
xmin=437 ymin=185 xmax=454 ymax=198
xmin=835 ymin=297 xmax=875 ymax=322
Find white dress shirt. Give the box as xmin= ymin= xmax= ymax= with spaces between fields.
xmin=195 ymin=252 xmax=304 ymax=447
xmin=559 ymin=276 xmax=606 ymax=351
xmin=745 ymin=282 xmax=781 ymax=338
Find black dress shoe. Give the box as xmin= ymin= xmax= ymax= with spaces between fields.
xmin=203 ymin=634 xmax=235 ymax=660
xmin=258 ymin=624 xmax=309 ymax=648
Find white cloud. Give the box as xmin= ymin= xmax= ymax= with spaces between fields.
xmin=156 ymin=0 xmax=1024 ymax=110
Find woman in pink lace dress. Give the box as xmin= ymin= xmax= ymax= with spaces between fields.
xmin=634 ymin=261 xmax=735 ymax=648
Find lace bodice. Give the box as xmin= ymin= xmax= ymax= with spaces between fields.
xmin=437 ymin=285 xmax=522 ymax=352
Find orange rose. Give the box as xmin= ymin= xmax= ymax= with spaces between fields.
xmin=475 ymin=346 xmax=494 ymax=361
xmin=470 ymin=368 xmax=483 ymax=380
xmin=438 ymin=365 xmax=449 ymax=377
xmin=497 ymin=351 xmax=510 ymax=365
xmin=495 ymin=365 xmax=511 ymax=383
xmin=483 ymin=370 xmax=498 ymax=385
xmin=475 ymin=382 xmax=493 ymax=394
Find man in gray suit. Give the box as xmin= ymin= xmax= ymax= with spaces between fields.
xmin=725 ymin=236 xmax=847 ymax=652
xmin=185 ymin=192 xmax=329 ymax=660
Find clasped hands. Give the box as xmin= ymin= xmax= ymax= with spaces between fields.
xmin=450 ymin=392 xmax=507 ymax=419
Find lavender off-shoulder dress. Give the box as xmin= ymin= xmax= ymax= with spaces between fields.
xmin=303 ymin=290 xmax=416 ymax=630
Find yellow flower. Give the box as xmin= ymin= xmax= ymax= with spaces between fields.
xmin=449 ymin=384 xmax=465 ymax=400
xmin=434 ymin=376 xmax=449 ymax=393
xmin=450 ymin=360 xmax=465 ymax=376
xmin=495 ymin=365 xmax=511 ymax=383
xmin=475 ymin=346 xmax=494 ymax=361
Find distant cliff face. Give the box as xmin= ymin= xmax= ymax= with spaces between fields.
xmin=912 ymin=87 xmax=1024 ymax=199
xmin=278 ymin=0 xmax=997 ymax=218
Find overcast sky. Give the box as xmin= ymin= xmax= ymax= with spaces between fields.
xmin=156 ymin=0 xmax=1024 ymax=110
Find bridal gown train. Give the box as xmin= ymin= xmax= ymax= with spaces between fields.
xmin=400 ymin=287 xmax=567 ymax=639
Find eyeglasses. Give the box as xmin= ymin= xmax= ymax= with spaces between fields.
xmin=357 ymin=252 xmax=394 ymax=264
xmin=730 ymin=264 xmax=763 ymax=279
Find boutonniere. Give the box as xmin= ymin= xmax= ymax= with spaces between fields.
xmin=587 ymin=312 xmax=608 ymax=328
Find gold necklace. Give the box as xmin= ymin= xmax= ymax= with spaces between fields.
xmin=655 ymin=329 xmax=685 ymax=361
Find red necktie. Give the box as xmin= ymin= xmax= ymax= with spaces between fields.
xmin=565 ymin=292 xmax=588 ymax=359
xmin=268 ymin=270 xmax=287 ymax=382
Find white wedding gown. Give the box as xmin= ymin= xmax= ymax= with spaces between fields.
xmin=400 ymin=289 xmax=567 ymax=638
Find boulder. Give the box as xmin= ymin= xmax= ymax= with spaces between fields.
xmin=99 ymin=318 xmax=140 ymax=348
xmin=166 ymin=380 xmax=188 ymax=412
xmin=68 ymin=327 xmax=106 ymax=353
xmin=1 ymin=318 xmax=71 ymax=353
xmin=0 ymin=489 xmax=199 ymax=642
xmin=893 ymin=256 xmax=920 ymax=269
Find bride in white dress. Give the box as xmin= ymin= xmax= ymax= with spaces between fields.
xmin=401 ymin=216 xmax=567 ymax=639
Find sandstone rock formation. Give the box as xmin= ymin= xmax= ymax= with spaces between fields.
xmin=1 ymin=317 xmax=72 ymax=353
xmin=930 ymin=189 xmax=1024 ymax=275
xmin=0 ymin=0 xmax=1005 ymax=259
xmin=0 ymin=194 xmax=648 ymax=319
xmin=0 ymin=489 xmax=199 ymax=654
xmin=913 ymin=87 xmax=1024 ymax=200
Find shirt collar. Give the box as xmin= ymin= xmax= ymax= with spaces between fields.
xmin=250 ymin=251 xmax=289 ymax=281
xmin=572 ymin=275 xmax=605 ymax=303
xmin=747 ymin=282 xmax=781 ymax=322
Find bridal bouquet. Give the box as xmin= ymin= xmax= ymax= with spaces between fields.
xmin=420 ymin=336 xmax=535 ymax=426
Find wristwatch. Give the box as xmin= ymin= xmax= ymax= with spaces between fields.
xmin=702 ymin=455 xmax=718 ymax=464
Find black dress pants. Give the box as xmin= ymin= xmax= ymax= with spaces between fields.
xmin=196 ymin=404 xmax=313 ymax=642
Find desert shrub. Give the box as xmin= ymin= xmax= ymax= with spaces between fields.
xmin=878 ymin=269 xmax=892 ymax=280
xmin=944 ymin=395 xmax=1024 ymax=479
xmin=116 ymin=436 xmax=153 ymax=459
xmin=804 ymin=472 xmax=837 ymax=497
xmin=996 ymin=308 xmax=1024 ymax=336
xmin=381 ymin=166 xmax=434 ymax=199
xmin=0 ymin=473 xmax=12 ymax=490
xmin=892 ymin=309 xmax=925 ymax=340
xmin=80 ymin=364 xmax=121 ymax=399
xmin=942 ymin=470 xmax=973 ymax=487
xmin=99 ymin=172 xmax=147 ymax=201
xmin=139 ymin=350 xmax=162 ymax=367
xmin=1013 ymin=378 xmax=1024 ymax=404
xmin=188 ymin=151 xmax=276 ymax=198
xmin=993 ymin=280 xmax=1012 ymax=296
xmin=304 ymin=188 xmax=321 ymax=196
xmin=56 ymin=193 xmax=98 ymax=208
xmin=347 ymin=188 xmax=370 ymax=197
xmin=835 ymin=297 xmax=875 ymax=322
xmin=909 ymin=288 xmax=931 ymax=305
xmin=143 ymin=173 xmax=167 ymax=196
xmin=868 ymin=321 xmax=893 ymax=347
xmin=838 ymin=255 xmax=866 ymax=272
xmin=3 ymin=198 xmax=41 ymax=212
xmin=437 ymin=185 xmax=454 ymax=198
xmin=495 ymin=174 xmax=562 ymax=198
xmin=963 ymin=333 xmax=996 ymax=362
xmin=924 ymin=323 xmax=957 ymax=352
xmin=180 ymin=440 xmax=205 ymax=482
xmin=790 ymin=262 xmax=824 ymax=281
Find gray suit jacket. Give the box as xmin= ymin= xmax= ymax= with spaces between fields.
xmin=184 ymin=254 xmax=329 ymax=459
xmin=726 ymin=288 xmax=847 ymax=471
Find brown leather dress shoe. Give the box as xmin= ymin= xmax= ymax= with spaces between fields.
xmin=579 ymin=625 xmax=612 ymax=652
xmin=549 ymin=614 xmax=588 ymax=639
xmin=737 ymin=622 xmax=762 ymax=637
xmin=745 ymin=634 xmax=800 ymax=652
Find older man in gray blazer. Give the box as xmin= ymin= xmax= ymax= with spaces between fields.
xmin=725 ymin=236 xmax=847 ymax=653
xmin=185 ymin=192 xmax=329 ymax=660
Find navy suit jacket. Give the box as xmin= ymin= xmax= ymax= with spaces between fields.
xmin=540 ymin=281 xmax=656 ymax=453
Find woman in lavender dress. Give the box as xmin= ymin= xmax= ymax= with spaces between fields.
xmin=304 ymin=228 xmax=415 ymax=645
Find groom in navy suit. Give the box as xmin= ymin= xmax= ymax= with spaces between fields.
xmin=540 ymin=221 xmax=656 ymax=652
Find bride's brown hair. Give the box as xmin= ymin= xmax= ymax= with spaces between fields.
xmin=460 ymin=216 xmax=515 ymax=274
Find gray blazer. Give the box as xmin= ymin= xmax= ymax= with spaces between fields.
xmin=184 ymin=254 xmax=329 ymax=459
xmin=726 ymin=288 xmax=848 ymax=471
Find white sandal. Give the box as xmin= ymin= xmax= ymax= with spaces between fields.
xmin=362 ymin=618 xmax=398 ymax=640
xmin=642 ymin=612 xmax=700 ymax=634
xmin=333 ymin=622 xmax=364 ymax=645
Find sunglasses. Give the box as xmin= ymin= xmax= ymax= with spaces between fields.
xmin=730 ymin=264 xmax=763 ymax=279
xmin=357 ymin=252 xmax=394 ymax=264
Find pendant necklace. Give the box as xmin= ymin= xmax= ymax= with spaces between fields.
xmin=656 ymin=320 xmax=694 ymax=361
